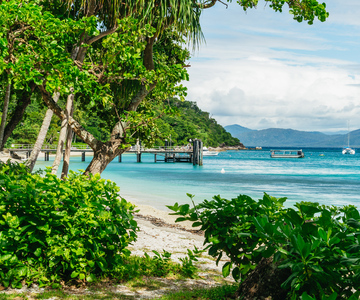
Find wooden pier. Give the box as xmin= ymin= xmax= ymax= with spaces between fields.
xmin=9 ymin=139 xmax=204 ymax=166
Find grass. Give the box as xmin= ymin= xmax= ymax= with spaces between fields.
xmin=0 ymin=283 xmax=238 ymax=300
xmin=0 ymin=253 xmax=237 ymax=300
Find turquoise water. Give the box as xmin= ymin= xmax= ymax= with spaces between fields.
xmin=34 ymin=148 xmax=360 ymax=211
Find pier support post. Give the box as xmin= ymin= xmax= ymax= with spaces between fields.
xmin=118 ymin=154 xmax=122 ymax=162
xmin=45 ymin=152 xmax=49 ymax=161
xmin=136 ymin=138 xmax=141 ymax=162
xmin=81 ymin=152 xmax=85 ymax=162
xmin=192 ymin=139 xmax=203 ymax=166
xmin=165 ymin=139 xmax=169 ymax=162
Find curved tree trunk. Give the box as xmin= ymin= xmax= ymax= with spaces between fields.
xmin=61 ymin=101 xmax=74 ymax=179
xmin=84 ymin=142 xmax=128 ymax=175
xmin=1 ymin=83 xmax=35 ymax=149
xmin=0 ymin=83 xmax=11 ymax=151
xmin=236 ymin=256 xmax=291 ymax=300
xmin=51 ymin=93 xmax=73 ymax=175
xmin=27 ymin=92 xmax=60 ymax=172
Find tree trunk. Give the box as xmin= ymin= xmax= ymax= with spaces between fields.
xmin=51 ymin=92 xmax=73 ymax=174
xmin=1 ymin=83 xmax=35 ymax=149
xmin=61 ymin=101 xmax=74 ymax=179
xmin=0 ymin=83 xmax=11 ymax=151
xmin=236 ymin=256 xmax=291 ymax=300
xmin=27 ymin=92 xmax=60 ymax=172
xmin=84 ymin=142 xmax=128 ymax=175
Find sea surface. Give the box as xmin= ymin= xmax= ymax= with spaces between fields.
xmin=34 ymin=147 xmax=360 ymax=211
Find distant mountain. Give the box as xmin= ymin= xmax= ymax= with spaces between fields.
xmin=225 ymin=125 xmax=360 ymax=148
xmin=224 ymin=124 xmax=253 ymax=135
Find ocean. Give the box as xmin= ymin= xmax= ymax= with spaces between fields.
xmin=34 ymin=148 xmax=360 ymax=211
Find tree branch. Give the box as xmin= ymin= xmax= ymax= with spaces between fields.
xmin=197 ymin=0 xmax=218 ymax=9
xmin=37 ymin=84 xmax=100 ymax=150
xmin=86 ymin=25 xmax=118 ymax=45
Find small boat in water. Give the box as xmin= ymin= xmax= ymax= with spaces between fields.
xmin=203 ymin=147 xmax=219 ymax=156
xmin=342 ymin=122 xmax=355 ymax=155
xmin=342 ymin=147 xmax=355 ymax=155
xmin=270 ymin=149 xmax=305 ymax=158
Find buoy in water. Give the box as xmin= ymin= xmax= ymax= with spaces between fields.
xmin=221 ymin=168 xmax=225 ymax=174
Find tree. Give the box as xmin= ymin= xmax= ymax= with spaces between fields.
xmin=0 ymin=83 xmax=10 ymax=151
xmin=36 ymin=0 xmax=202 ymax=175
xmin=1 ymin=0 xmax=328 ymax=175
xmin=26 ymin=93 xmax=60 ymax=172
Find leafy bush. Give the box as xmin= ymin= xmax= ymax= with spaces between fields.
xmin=113 ymin=249 xmax=201 ymax=280
xmin=0 ymin=162 xmax=138 ymax=288
xmin=168 ymin=193 xmax=360 ymax=299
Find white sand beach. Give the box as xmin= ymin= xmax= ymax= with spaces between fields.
xmin=129 ymin=201 xmax=231 ymax=273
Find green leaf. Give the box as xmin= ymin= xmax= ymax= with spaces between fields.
xmin=86 ymin=274 xmax=96 ymax=282
xmin=300 ymin=292 xmax=315 ymax=300
xmin=222 ymin=262 xmax=231 ymax=278
xmin=318 ymin=228 xmax=327 ymax=241
xmin=326 ymin=292 xmax=338 ymax=300
xmin=0 ymin=254 xmax=12 ymax=262
xmin=329 ymin=236 xmax=341 ymax=246
xmin=70 ymin=271 xmax=79 ymax=278
xmin=232 ymin=266 xmax=240 ymax=281
xmin=347 ymin=218 xmax=360 ymax=229
xmin=285 ymin=208 xmax=303 ymax=226
xmin=34 ymin=248 xmax=42 ymax=257
xmin=278 ymin=247 xmax=290 ymax=255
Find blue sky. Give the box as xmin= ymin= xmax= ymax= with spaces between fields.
xmin=184 ymin=0 xmax=360 ymax=133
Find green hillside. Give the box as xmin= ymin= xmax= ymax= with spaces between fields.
xmin=155 ymin=99 xmax=241 ymax=147
xmin=2 ymin=97 xmax=241 ymax=148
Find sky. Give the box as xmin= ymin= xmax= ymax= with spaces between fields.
xmin=184 ymin=0 xmax=360 ymax=133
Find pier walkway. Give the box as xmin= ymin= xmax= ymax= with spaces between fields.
xmin=8 ymin=139 xmax=204 ymax=166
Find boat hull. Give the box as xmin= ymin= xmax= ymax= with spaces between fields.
xmin=270 ymin=150 xmax=304 ymax=158
xmin=342 ymin=147 xmax=355 ymax=155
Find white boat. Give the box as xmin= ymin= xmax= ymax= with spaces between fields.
xmin=342 ymin=147 xmax=355 ymax=155
xmin=203 ymin=147 xmax=219 ymax=156
xmin=270 ymin=149 xmax=304 ymax=158
xmin=342 ymin=126 xmax=355 ymax=155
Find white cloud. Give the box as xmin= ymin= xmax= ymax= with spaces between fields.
xmin=184 ymin=0 xmax=360 ymax=132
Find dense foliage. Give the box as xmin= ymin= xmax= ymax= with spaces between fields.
xmin=1 ymin=96 xmax=241 ymax=148
xmin=155 ymin=98 xmax=241 ymax=147
xmin=168 ymin=193 xmax=360 ymax=299
xmin=2 ymin=99 xmax=61 ymax=147
xmin=0 ymin=162 xmax=138 ymax=288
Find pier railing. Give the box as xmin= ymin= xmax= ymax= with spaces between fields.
xmin=8 ymin=140 xmax=203 ymax=165
xmin=8 ymin=144 xmax=193 ymax=152
xmin=8 ymin=144 xmax=90 ymax=150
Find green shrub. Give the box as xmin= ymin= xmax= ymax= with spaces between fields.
xmin=0 ymin=162 xmax=138 ymax=288
xmin=168 ymin=193 xmax=360 ymax=299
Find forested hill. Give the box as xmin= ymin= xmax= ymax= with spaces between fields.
xmin=3 ymin=98 xmax=241 ymax=148
xmin=155 ymin=99 xmax=241 ymax=147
